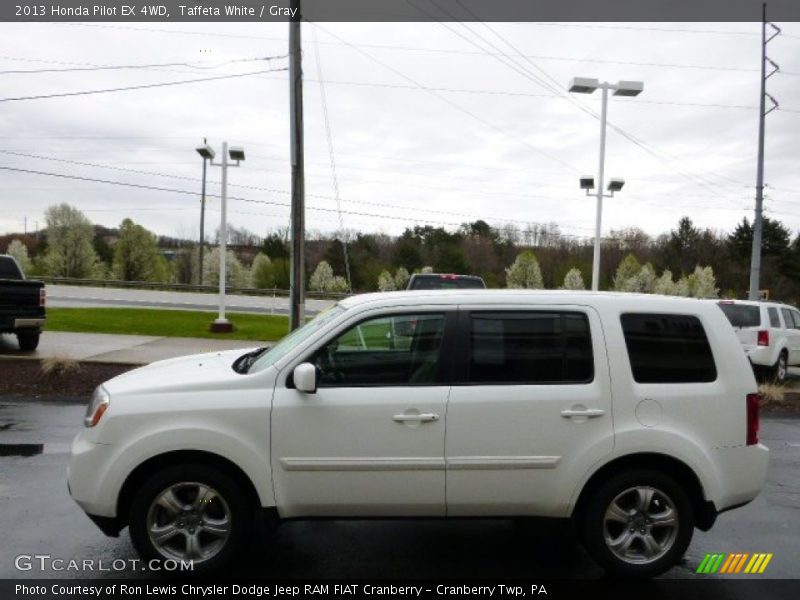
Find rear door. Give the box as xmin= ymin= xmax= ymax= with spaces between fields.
xmin=445 ymin=305 xmax=613 ymax=516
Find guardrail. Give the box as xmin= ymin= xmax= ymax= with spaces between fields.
xmin=37 ymin=276 xmax=351 ymax=301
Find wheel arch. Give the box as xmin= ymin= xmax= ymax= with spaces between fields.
xmin=570 ymin=452 xmax=716 ymax=531
xmin=116 ymin=450 xmax=262 ymax=525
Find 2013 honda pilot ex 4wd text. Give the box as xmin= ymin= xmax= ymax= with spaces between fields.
xmin=68 ymin=291 xmax=768 ymax=578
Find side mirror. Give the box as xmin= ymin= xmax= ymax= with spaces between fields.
xmin=293 ymin=362 xmax=317 ymax=394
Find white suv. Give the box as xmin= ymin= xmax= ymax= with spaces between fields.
xmin=717 ymin=299 xmax=800 ymax=383
xmin=68 ymin=291 xmax=768 ymax=578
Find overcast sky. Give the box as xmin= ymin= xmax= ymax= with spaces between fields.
xmin=1 ymin=20 xmax=799 ymax=243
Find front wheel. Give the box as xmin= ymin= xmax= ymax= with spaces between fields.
xmin=129 ymin=464 xmax=253 ymax=574
xmin=583 ymin=469 xmax=694 ymax=578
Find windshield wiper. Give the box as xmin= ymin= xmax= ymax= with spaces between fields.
xmin=233 ymin=347 xmax=268 ymax=374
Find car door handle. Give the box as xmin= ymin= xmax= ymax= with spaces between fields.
xmin=392 ymin=413 xmax=440 ymax=423
xmin=560 ymin=408 xmax=605 ymax=418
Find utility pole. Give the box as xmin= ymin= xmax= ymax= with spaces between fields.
xmin=23 ymin=216 xmax=27 ymax=235
xmin=199 ymin=136 xmax=208 ymax=284
xmin=289 ymin=0 xmax=305 ymax=330
xmin=748 ymin=2 xmax=780 ymax=300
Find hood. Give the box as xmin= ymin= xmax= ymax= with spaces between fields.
xmin=103 ymin=347 xmax=263 ymax=397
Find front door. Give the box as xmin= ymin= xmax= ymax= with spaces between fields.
xmin=445 ymin=306 xmax=613 ymax=516
xmin=271 ymin=311 xmax=454 ymax=517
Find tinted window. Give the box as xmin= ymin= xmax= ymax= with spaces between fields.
xmin=408 ymin=275 xmax=485 ymax=290
xmin=312 ymin=313 xmax=446 ymax=387
xmin=768 ymin=307 xmax=781 ymax=328
xmin=717 ymin=303 xmax=760 ymax=328
xmin=465 ymin=311 xmax=593 ymax=384
xmin=792 ymin=311 xmax=800 ymax=330
xmin=621 ymin=313 xmax=717 ymax=383
xmin=0 ymin=256 xmax=23 ymax=280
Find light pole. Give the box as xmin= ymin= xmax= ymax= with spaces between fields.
xmin=200 ymin=141 xmax=245 ymax=333
xmin=196 ymin=139 xmax=214 ymax=285
xmin=568 ymin=77 xmax=643 ymax=291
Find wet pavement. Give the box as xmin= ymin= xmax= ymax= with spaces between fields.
xmin=1 ymin=398 xmax=798 ymax=584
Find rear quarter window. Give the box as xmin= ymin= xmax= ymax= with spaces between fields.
xmin=620 ymin=313 xmax=717 ymax=383
xmin=717 ymin=303 xmax=761 ymax=328
xmin=768 ymin=307 xmax=781 ymax=328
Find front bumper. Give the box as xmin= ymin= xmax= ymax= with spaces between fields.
xmin=68 ymin=430 xmax=118 ymax=519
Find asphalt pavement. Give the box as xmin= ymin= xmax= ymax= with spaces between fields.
xmin=1 ymin=398 xmax=798 ymax=585
xmin=46 ymin=284 xmax=335 ymax=315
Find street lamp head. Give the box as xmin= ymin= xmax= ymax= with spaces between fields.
xmin=196 ymin=144 xmax=215 ymax=160
xmin=568 ymin=77 xmax=599 ymax=94
xmin=607 ymin=178 xmax=625 ymax=192
xmin=579 ymin=176 xmax=595 ymax=190
xmin=229 ymin=146 xmax=245 ymax=162
xmin=613 ymin=81 xmax=644 ymax=97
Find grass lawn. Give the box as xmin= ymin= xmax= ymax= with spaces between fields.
xmin=45 ymin=307 xmax=291 ymax=342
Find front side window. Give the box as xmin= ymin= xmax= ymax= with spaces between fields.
xmin=465 ymin=311 xmax=593 ymax=384
xmin=791 ymin=311 xmax=800 ymax=330
xmin=311 ymin=313 xmax=446 ymax=387
xmin=621 ymin=313 xmax=717 ymax=383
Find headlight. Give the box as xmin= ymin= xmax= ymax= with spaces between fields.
xmin=84 ymin=386 xmax=110 ymax=428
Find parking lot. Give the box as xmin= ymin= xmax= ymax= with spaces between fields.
xmin=1 ymin=398 xmax=798 ymax=584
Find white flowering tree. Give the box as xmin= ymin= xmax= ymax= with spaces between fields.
xmin=309 ymin=261 xmax=335 ymax=292
xmin=377 ymin=270 xmax=396 ymax=291
xmin=562 ymin=267 xmax=585 ymax=290
xmin=653 ymin=269 xmax=675 ymax=296
xmin=5 ymin=239 xmax=31 ymax=273
xmin=394 ymin=266 xmax=410 ymax=290
xmin=689 ymin=266 xmax=719 ymax=298
xmin=505 ymin=250 xmax=544 ymax=289
xmin=202 ymin=247 xmax=250 ymax=288
xmin=612 ymin=254 xmax=642 ymax=291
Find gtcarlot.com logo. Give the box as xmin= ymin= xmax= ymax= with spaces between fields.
xmin=696 ymin=552 xmax=773 ymax=574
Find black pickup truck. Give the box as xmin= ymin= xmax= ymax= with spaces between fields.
xmin=0 ymin=255 xmax=45 ymax=351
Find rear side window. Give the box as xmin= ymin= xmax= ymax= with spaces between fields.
xmin=621 ymin=313 xmax=717 ymax=383
xmin=465 ymin=311 xmax=593 ymax=384
xmin=717 ymin=303 xmax=761 ymax=328
xmin=768 ymin=307 xmax=781 ymax=328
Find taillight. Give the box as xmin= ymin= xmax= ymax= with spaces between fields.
xmin=746 ymin=393 xmax=760 ymax=445
xmin=757 ymin=330 xmax=769 ymax=346
xmin=39 ymin=288 xmax=46 ymax=307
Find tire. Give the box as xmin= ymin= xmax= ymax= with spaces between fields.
xmin=583 ymin=469 xmax=694 ymax=578
xmin=128 ymin=464 xmax=253 ymax=575
xmin=771 ymin=351 xmax=788 ymax=384
xmin=17 ymin=331 xmax=40 ymax=351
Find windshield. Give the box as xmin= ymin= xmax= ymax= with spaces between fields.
xmin=248 ymin=305 xmax=345 ymax=373
xmin=718 ymin=303 xmax=761 ymax=328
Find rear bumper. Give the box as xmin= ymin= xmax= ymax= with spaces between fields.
xmin=0 ymin=316 xmax=44 ymax=332
xmin=711 ymin=443 xmax=769 ymax=511
xmin=744 ymin=346 xmax=774 ymax=367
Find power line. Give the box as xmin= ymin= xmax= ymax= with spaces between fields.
xmin=0 ymin=66 xmax=288 ymax=103
xmin=0 ymin=55 xmax=281 ymax=75
xmin=310 ymin=22 xmax=581 ymax=174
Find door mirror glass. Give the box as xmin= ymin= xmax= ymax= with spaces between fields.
xmin=293 ymin=362 xmax=317 ymax=393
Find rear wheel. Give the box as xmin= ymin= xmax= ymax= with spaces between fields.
xmin=771 ymin=351 xmax=788 ymax=384
xmin=17 ymin=331 xmax=40 ymax=351
xmin=583 ymin=469 xmax=693 ymax=578
xmin=129 ymin=464 xmax=253 ymax=574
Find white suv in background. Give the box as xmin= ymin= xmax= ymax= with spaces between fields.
xmin=68 ymin=291 xmax=768 ymax=578
xmin=717 ymin=299 xmax=800 ymax=383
